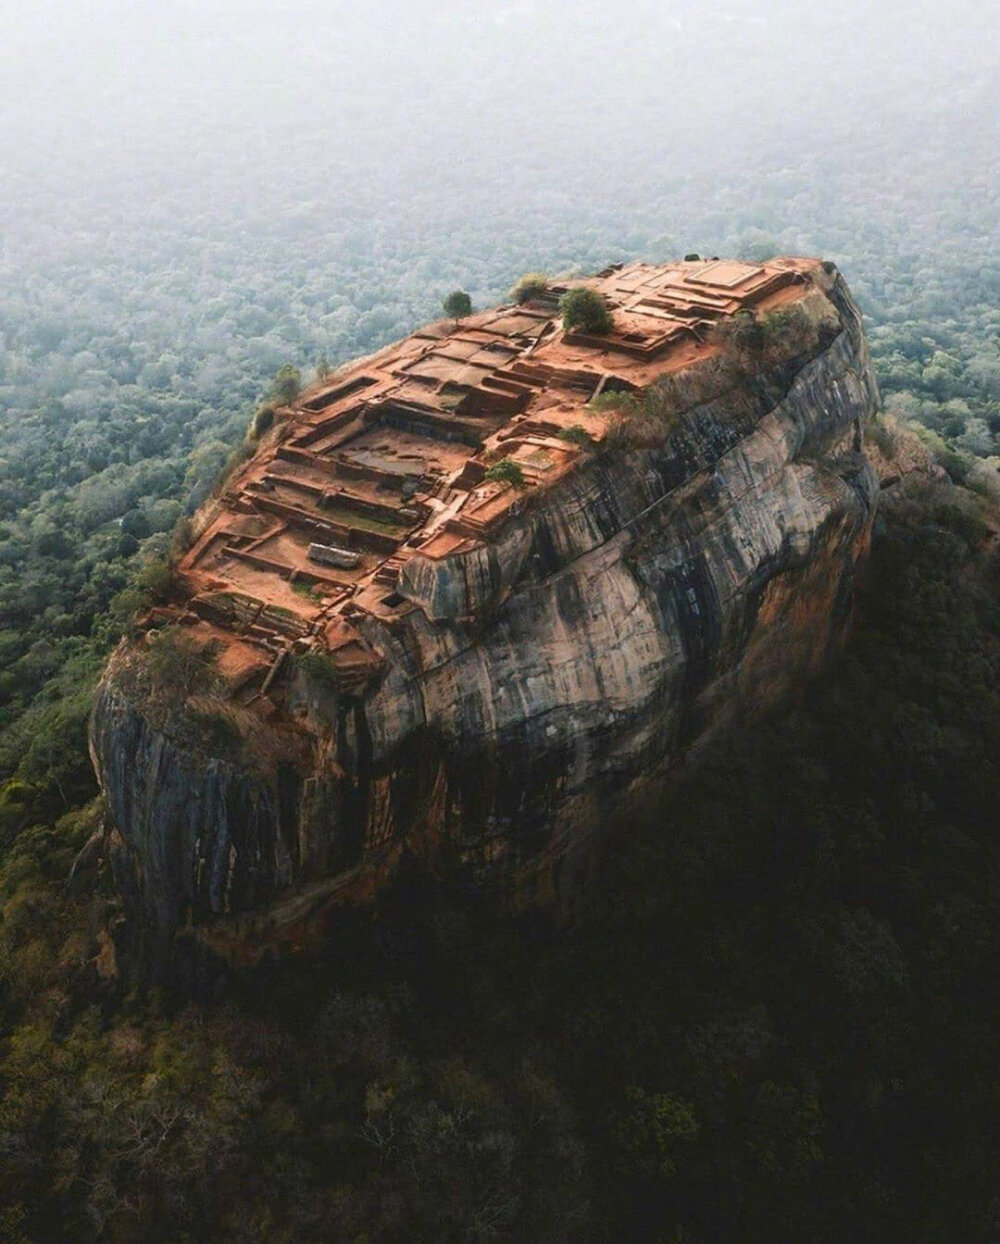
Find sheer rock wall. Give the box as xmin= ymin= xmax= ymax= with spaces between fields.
xmin=90 ymin=265 xmax=879 ymax=971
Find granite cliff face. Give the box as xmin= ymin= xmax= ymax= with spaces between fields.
xmin=90 ymin=259 xmax=879 ymax=972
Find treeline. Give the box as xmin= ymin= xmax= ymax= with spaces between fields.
xmin=2 ymin=86 xmax=998 ymax=819
xmin=0 ymin=77 xmax=997 ymax=1238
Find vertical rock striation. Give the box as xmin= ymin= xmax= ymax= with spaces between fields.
xmin=90 ymin=259 xmax=880 ymax=973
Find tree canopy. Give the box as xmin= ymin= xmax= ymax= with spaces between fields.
xmin=271 ymin=363 xmax=302 ymax=405
xmin=511 ymin=272 xmax=550 ymax=304
xmin=0 ymin=58 xmax=998 ymax=1237
xmin=560 ymin=287 xmax=614 ymax=335
xmin=442 ymin=290 xmax=472 ymax=321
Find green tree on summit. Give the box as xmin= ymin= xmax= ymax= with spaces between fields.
xmin=560 ymin=287 xmax=614 ymax=335
xmin=511 ymin=272 xmax=550 ymax=304
xmin=443 ymin=290 xmax=472 ymax=323
xmin=271 ymin=363 xmax=302 ymax=404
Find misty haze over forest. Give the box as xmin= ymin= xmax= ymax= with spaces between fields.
xmin=1 ymin=6 xmax=1000 ymax=1241
xmin=3 ymin=1 xmax=997 ymax=279
xmin=2 ymin=2 xmax=996 ymax=437
xmin=0 ymin=0 xmax=997 ymax=906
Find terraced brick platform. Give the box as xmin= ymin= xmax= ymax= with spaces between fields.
xmin=168 ymin=257 xmax=817 ymax=698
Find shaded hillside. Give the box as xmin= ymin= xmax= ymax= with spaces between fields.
xmin=1 ymin=445 xmax=998 ymax=1241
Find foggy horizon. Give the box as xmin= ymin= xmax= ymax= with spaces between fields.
xmin=3 ymin=1 xmax=997 ymax=259
xmin=2 ymin=6 xmax=1000 ymax=1240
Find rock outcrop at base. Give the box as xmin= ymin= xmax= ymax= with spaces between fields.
xmin=90 ymin=258 xmax=880 ymax=973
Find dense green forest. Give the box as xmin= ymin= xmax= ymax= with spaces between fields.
xmin=1 ymin=452 xmax=998 ymax=1242
xmin=1 ymin=1 xmax=999 ymax=1233
xmin=0 ymin=55 xmax=995 ymax=816
xmin=2 ymin=222 xmax=999 ymax=1238
xmin=3 ymin=106 xmax=999 ymax=828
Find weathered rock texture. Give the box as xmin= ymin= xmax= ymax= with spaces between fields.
xmin=91 ymin=260 xmax=879 ymax=971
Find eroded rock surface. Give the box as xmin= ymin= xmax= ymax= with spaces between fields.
xmin=90 ymin=258 xmax=880 ymax=970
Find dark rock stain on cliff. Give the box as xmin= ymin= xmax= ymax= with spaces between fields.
xmin=90 ymin=259 xmax=881 ymax=973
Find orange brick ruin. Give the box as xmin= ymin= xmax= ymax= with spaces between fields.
xmin=163 ymin=258 xmax=820 ymax=697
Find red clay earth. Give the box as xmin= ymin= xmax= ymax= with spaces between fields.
xmin=161 ymin=258 xmax=821 ymax=701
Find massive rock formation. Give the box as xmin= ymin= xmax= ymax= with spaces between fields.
xmin=90 ymin=258 xmax=880 ymax=971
